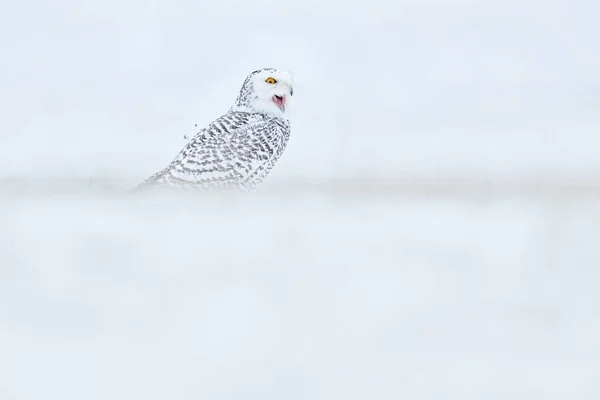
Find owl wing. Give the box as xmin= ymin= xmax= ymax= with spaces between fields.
xmin=136 ymin=112 xmax=274 ymax=190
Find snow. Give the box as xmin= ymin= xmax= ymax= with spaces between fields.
xmin=0 ymin=189 xmax=599 ymax=398
xmin=1 ymin=0 xmax=600 ymax=397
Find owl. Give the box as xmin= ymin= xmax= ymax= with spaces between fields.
xmin=136 ymin=68 xmax=294 ymax=192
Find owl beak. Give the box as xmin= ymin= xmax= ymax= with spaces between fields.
xmin=272 ymin=95 xmax=286 ymax=111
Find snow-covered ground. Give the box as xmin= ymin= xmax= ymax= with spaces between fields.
xmin=1 ymin=0 xmax=600 ymax=398
xmin=0 ymin=188 xmax=599 ymax=398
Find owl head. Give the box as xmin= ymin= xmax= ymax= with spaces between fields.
xmin=231 ymin=68 xmax=294 ymax=117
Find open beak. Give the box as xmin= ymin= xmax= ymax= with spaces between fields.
xmin=272 ymin=95 xmax=286 ymax=112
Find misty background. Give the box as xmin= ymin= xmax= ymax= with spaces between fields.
xmin=1 ymin=0 xmax=599 ymax=399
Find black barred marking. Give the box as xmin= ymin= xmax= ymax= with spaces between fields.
xmin=137 ymin=112 xmax=290 ymax=191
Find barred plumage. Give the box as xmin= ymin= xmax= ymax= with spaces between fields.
xmin=136 ymin=68 xmax=293 ymax=192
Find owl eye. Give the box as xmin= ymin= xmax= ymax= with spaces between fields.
xmin=265 ymin=77 xmax=277 ymax=84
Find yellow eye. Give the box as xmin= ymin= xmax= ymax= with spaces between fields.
xmin=265 ymin=77 xmax=277 ymax=84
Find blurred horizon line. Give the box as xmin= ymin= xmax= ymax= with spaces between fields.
xmin=1 ymin=176 xmax=599 ymax=198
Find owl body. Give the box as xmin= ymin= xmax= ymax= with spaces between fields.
xmin=137 ymin=68 xmax=294 ymax=192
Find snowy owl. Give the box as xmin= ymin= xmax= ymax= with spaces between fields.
xmin=136 ymin=68 xmax=294 ymax=192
